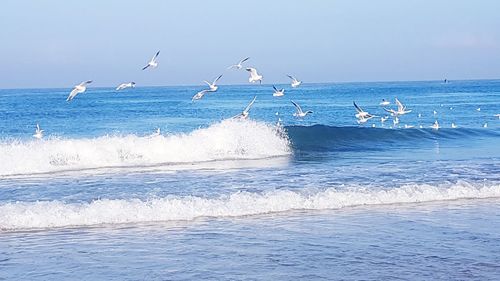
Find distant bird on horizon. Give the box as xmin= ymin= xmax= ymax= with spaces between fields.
xmin=272 ymin=85 xmax=285 ymax=97
xmin=116 ymin=82 xmax=136 ymax=91
xmin=233 ymin=96 xmax=257 ymax=119
xmin=33 ymin=124 xmax=43 ymax=139
xmin=204 ymin=74 xmax=223 ymax=92
xmin=287 ymin=75 xmax=302 ymax=88
xmin=227 ymin=57 xmax=250 ymax=70
xmin=67 ymin=80 xmax=92 ymax=102
xmin=142 ymin=51 xmax=160 ymax=70
xmin=291 ymin=100 xmax=313 ymax=118
xmin=246 ymin=67 xmax=263 ymax=84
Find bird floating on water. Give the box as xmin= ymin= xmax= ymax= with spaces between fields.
xmin=291 ymin=100 xmax=313 ymax=118
xmin=33 ymin=124 xmax=44 ymax=139
xmin=67 ymin=80 xmax=92 ymax=102
xmin=451 ymin=123 xmax=457 ymax=128
xmin=431 ymin=120 xmax=440 ymax=130
xmin=287 ymin=75 xmax=302 ymax=88
xmin=272 ymin=85 xmax=285 ymax=97
xmin=116 ymin=82 xmax=136 ymax=91
xmin=227 ymin=57 xmax=250 ymax=70
xmin=142 ymin=51 xmax=160 ymax=70
xmin=246 ymin=68 xmax=263 ymax=84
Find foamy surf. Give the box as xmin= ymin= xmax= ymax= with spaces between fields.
xmin=0 ymin=119 xmax=290 ymax=176
xmin=1 ymin=181 xmax=499 ymax=230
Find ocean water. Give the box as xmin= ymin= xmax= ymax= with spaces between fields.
xmin=0 ymin=80 xmax=499 ymax=280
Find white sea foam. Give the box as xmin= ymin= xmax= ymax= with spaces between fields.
xmin=1 ymin=181 xmax=499 ymax=230
xmin=0 ymin=119 xmax=290 ymax=176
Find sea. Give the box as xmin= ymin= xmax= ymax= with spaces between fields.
xmin=0 ymin=80 xmax=499 ymax=280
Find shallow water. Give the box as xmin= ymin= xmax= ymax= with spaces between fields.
xmin=1 ymin=80 xmax=499 ymax=279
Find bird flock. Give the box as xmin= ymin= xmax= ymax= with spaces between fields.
xmin=29 ymin=52 xmax=499 ymax=138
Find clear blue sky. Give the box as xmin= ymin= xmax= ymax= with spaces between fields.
xmin=1 ymin=0 xmax=499 ymax=88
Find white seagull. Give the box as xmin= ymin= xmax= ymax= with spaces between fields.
xmin=384 ymin=97 xmax=412 ymax=116
xmin=379 ymin=99 xmax=390 ymax=106
xmin=291 ymin=100 xmax=313 ymax=118
xmin=246 ymin=67 xmax=263 ymax=84
xmin=272 ymin=85 xmax=285 ymax=97
xmin=431 ymin=120 xmax=440 ymax=130
xmin=204 ymin=74 xmax=223 ymax=92
xmin=380 ymin=116 xmax=389 ymax=123
xmin=192 ymin=89 xmax=210 ymax=101
xmin=33 ymin=124 xmax=44 ymax=139
xmin=353 ymin=101 xmax=376 ymax=119
xmin=233 ymin=96 xmax=257 ymax=119
xmin=142 ymin=51 xmax=160 ymax=70
xmin=287 ymin=75 xmax=302 ymax=88
xmin=451 ymin=123 xmax=457 ymax=128
xmin=116 ymin=82 xmax=136 ymax=91
xmin=149 ymin=128 xmax=161 ymax=137
xmin=67 ymin=80 xmax=92 ymax=102
xmin=494 ymin=114 xmax=500 ymax=119
xmin=227 ymin=57 xmax=250 ymax=70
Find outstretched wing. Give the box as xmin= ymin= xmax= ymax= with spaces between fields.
xmin=395 ymin=98 xmax=404 ymax=111
xmin=287 ymin=75 xmax=296 ymax=81
xmin=152 ymin=51 xmax=160 ymax=61
xmin=239 ymin=57 xmax=250 ymax=64
xmin=213 ymin=74 xmax=223 ymax=84
xmin=243 ymin=96 xmax=257 ymax=114
xmin=291 ymin=100 xmax=302 ymax=113
xmin=353 ymin=101 xmax=364 ymax=114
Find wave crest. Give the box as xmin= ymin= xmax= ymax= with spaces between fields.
xmin=1 ymin=181 xmax=499 ymax=230
xmin=0 ymin=119 xmax=290 ymax=176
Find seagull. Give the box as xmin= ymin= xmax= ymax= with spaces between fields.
xmin=192 ymin=89 xmax=210 ymax=101
xmin=142 ymin=51 xmax=160 ymax=70
xmin=227 ymin=57 xmax=250 ymax=70
xmin=204 ymin=74 xmax=223 ymax=92
xmin=384 ymin=98 xmax=412 ymax=116
xmin=116 ymin=82 xmax=136 ymax=91
xmin=418 ymin=113 xmax=422 ymax=118
xmin=433 ymin=110 xmax=437 ymax=115
xmin=379 ymin=99 xmax=390 ymax=106
xmin=287 ymin=75 xmax=302 ymax=88
xmin=291 ymin=100 xmax=313 ymax=118
xmin=357 ymin=115 xmax=374 ymax=124
xmin=272 ymin=85 xmax=285 ymax=97
xmin=483 ymin=123 xmax=488 ymax=128
xmin=66 ymin=80 xmax=92 ymax=102
xmin=353 ymin=101 xmax=376 ymax=119
xmin=233 ymin=96 xmax=257 ymax=119
xmin=380 ymin=116 xmax=389 ymax=123
xmin=494 ymin=114 xmax=500 ymax=119
xmin=33 ymin=123 xmax=44 ymax=139
xmin=477 ymin=107 xmax=481 ymax=112
xmin=246 ymin=67 xmax=263 ymax=84
xmin=431 ymin=120 xmax=440 ymax=130
xmin=404 ymin=124 xmax=414 ymax=129
xmin=393 ymin=116 xmax=400 ymax=126
xmin=451 ymin=123 xmax=457 ymax=128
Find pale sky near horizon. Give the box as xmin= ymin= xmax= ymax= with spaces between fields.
xmin=1 ymin=0 xmax=500 ymax=89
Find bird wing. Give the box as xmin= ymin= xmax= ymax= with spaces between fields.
xmin=353 ymin=101 xmax=364 ymax=114
xmin=243 ymin=96 xmax=257 ymax=114
xmin=227 ymin=65 xmax=237 ymax=69
xmin=142 ymin=64 xmax=150 ymax=70
xmin=239 ymin=57 xmax=250 ymax=64
xmin=213 ymin=74 xmax=223 ymax=84
xmin=291 ymin=100 xmax=303 ymax=113
xmin=287 ymin=75 xmax=296 ymax=82
xmin=192 ymin=90 xmax=209 ymax=101
xmin=246 ymin=68 xmax=257 ymax=76
xmin=67 ymin=88 xmax=79 ymax=101
xmin=152 ymin=51 xmax=160 ymax=61
xmin=395 ymin=98 xmax=404 ymax=111
xmin=272 ymin=85 xmax=278 ymax=92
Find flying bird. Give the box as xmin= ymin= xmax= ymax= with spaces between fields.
xmin=384 ymin=98 xmax=412 ymax=116
xmin=66 ymin=80 xmax=92 ymax=102
xmin=246 ymin=67 xmax=263 ymax=84
xmin=227 ymin=57 xmax=250 ymax=70
xmin=233 ymin=96 xmax=257 ymax=119
xmin=142 ymin=51 xmax=160 ymax=70
xmin=204 ymin=74 xmax=223 ymax=92
xmin=353 ymin=101 xmax=376 ymax=119
xmin=116 ymin=82 xmax=136 ymax=91
xmin=33 ymin=124 xmax=44 ymax=139
xmin=272 ymin=85 xmax=285 ymax=97
xmin=192 ymin=89 xmax=210 ymax=101
xmin=291 ymin=100 xmax=313 ymax=118
xmin=287 ymin=75 xmax=302 ymax=88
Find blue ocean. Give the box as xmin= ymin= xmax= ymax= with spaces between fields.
xmin=1 ymin=80 xmax=499 ymax=280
